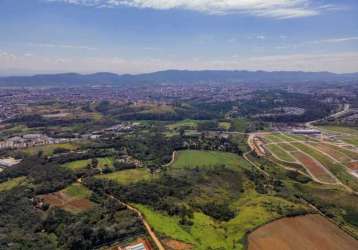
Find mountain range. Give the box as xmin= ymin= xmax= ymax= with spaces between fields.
xmin=0 ymin=70 xmax=358 ymax=87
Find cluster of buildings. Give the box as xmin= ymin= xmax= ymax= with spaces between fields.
xmin=0 ymin=134 xmax=71 ymax=150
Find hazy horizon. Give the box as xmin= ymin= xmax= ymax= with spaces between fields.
xmin=1 ymin=0 xmax=358 ymax=74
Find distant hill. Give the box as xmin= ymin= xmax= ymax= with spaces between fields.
xmin=0 ymin=70 xmax=357 ymax=87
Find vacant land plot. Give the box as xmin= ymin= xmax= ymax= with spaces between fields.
xmin=171 ymin=150 xmax=250 ymax=170
xmin=266 ymin=144 xmax=296 ymax=163
xmin=40 ymin=183 xmax=93 ymax=213
xmin=291 ymin=151 xmax=335 ymax=183
xmin=248 ymin=214 xmax=358 ymax=250
xmin=0 ymin=176 xmax=26 ymax=192
xmin=98 ymin=168 xmax=153 ymax=185
xmin=23 ymin=143 xmax=76 ymax=156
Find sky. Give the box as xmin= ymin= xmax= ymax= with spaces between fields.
xmin=0 ymin=0 xmax=357 ymax=75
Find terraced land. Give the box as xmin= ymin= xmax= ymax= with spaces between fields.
xmin=318 ymin=126 xmax=358 ymax=146
xmin=261 ymin=131 xmax=358 ymax=191
xmin=277 ymin=142 xmax=298 ymax=152
xmin=266 ymin=144 xmax=296 ymax=163
xmin=290 ymin=151 xmax=336 ymax=183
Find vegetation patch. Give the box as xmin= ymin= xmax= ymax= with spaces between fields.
xmin=0 ymin=176 xmax=26 ymax=192
xmin=266 ymin=144 xmax=296 ymax=163
xmin=171 ymin=150 xmax=250 ymax=170
xmin=23 ymin=143 xmax=76 ymax=156
xmin=98 ymin=168 xmax=154 ymax=185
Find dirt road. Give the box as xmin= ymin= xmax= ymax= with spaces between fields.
xmin=108 ymin=195 xmax=165 ymax=250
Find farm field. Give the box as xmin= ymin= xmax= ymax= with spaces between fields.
xmin=248 ymin=214 xmax=358 ymax=250
xmin=40 ymin=183 xmax=94 ymax=213
xmin=98 ymin=168 xmax=154 ymax=185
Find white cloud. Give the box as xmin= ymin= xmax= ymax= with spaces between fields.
xmin=48 ymin=0 xmax=340 ymax=19
xmin=313 ymin=37 xmax=358 ymax=44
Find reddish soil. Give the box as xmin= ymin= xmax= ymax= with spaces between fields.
xmin=248 ymin=214 xmax=358 ymax=250
xmin=348 ymin=162 xmax=358 ymax=170
xmin=67 ymin=198 xmax=93 ymax=210
xmin=40 ymin=192 xmax=93 ymax=213
xmin=291 ymin=151 xmax=335 ymax=183
xmin=163 ymin=239 xmax=192 ymax=250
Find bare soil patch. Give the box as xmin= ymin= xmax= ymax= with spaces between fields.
xmin=163 ymin=239 xmax=192 ymax=250
xmin=40 ymin=191 xmax=93 ymax=213
xmin=248 ymin=214 xmax=358 ymax=250
xmin=348 ymin=161 xmax=358 ymax=170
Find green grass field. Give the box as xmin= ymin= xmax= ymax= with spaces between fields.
xmin=63 ymin=183 xmax=92 ymax=198
xmin=219 ymin=122 xmax=231 ymax=130
xmin=98 ymin=168 xmax=154 ymax=185
xmin=171 ymin=150 xmax=250 ymax=170
xmin=63 ymin=157 xmax=114 ymax=171
xmin=0 ymin=177 xmax=26 ymax=192
xmin=266 ymin=144 xmax=296 ymax=162
xmin=278 ymin=142 xmax=298 ymax=152
xmin=167 ymin=119 xmax=200 ymax=130
xmin=23 ymin=143 xmax=77 ymax=156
